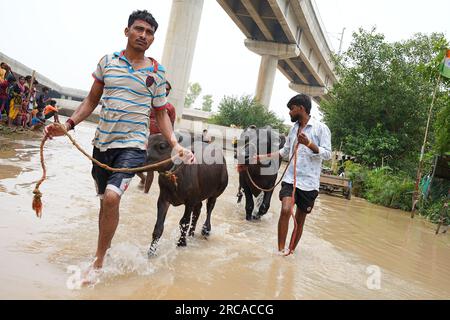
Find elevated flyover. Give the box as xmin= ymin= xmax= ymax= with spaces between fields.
xmin=216 ymin=0 xmax=337 ymax=105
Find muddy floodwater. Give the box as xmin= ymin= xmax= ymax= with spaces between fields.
xmin=0 ymin=120 xmax=449 ymax=300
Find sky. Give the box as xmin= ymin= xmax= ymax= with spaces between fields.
xmin=1 ymin=0 xmax=449 ymax=124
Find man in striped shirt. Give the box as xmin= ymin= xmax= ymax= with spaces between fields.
xmin=45 ymin=10 xmax=195 ymax=271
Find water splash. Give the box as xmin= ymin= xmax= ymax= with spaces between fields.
xmin=66 ymin=243 xmax=157 ymax=290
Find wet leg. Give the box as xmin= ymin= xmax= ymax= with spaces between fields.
xmin=178 ymin=205 xmax=193 ymax=247
xmin=148 ymin=196 xmax=170 ymax=257
xmin=136 ymin=172 xmax=146 ymax=190
xmin=243 ymin=185 xmax=254 ymax=221
xmin=144 ymin=171 xmax=154 ymax=194
xmin=202 ymin=197 xmax=216 ymax=237
xmin=94 ymin=190 xmax=120 ymax=269
xmin=278 ymin=197 xmax=293 ymax=252
xmin=189 ymin=203 xmax=202 ymax=237
xmin=288 ymin=208 xmax=308 ymax=253
xmin=255 ymin=191 xmax=274 ymax=219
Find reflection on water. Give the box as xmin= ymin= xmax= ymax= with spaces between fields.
xmin=0 ymin=121 xmax=449 ymax=300
xmin=0 ymin=165 xmax=22 ymax=180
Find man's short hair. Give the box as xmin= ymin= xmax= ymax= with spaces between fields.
xmin=49 ymin=100 xmax=57 ymax=106
xmin=43 ymin=87 xmax=49 ymax=92
xmin=287 ymin=94 xmax=312 ymax=115
xmin=128 ymin=10 xmax=158 ymax=31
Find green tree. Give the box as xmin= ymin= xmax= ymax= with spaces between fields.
xmin=185 ymin=82 xmax=202 ymax=109
xmin=209 ymin=95 xmax=287 ymax=133
xmin=321 ymin=28 xmax=449 ymax=172
xmin=202 ymin=95 xmax=213 ymax=112
xmin=433 ymin=102 xmax=450 ymax=155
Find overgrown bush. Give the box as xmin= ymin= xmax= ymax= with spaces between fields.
xmin=419 ymin=196 xmax=448 ymax=224
xmin=344 ymin=163 xmax=415 ymax=211
xmin=364 ymin=168 xmax=415 ymax=211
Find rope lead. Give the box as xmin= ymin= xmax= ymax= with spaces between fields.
xmin=32 ymin=123 xmax=181 ymax=218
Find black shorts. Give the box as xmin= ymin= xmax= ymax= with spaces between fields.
xmin=279 ymin=182 xmax=319 ymax=214
xmin=91 ymin=147 xmax=146 ymax=197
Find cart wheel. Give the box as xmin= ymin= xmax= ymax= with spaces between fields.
xmin=344 ymin=188 xmax=352 ymax=200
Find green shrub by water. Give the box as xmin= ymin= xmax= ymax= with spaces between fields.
xmin=419 ymin=197 xmax=449 ymax=224
xmin=364 ymin=168 xmax=415 ymax=211
xmin=344 ymin=163 xmax=414 ymax=211
xmin=343 ymin=161 xmax=448 ymax=223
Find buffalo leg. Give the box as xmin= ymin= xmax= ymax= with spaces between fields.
xmin=255 ymin=191 xmax=274 ymax=219
xmin=148 ymin=196 xmax=170 ymax=257
xmin=144 ymin=171 xmax=155 ymax=194
xmin=237 ymin=185 xmax=243 ymax=204
xmin=243 ymin=185 xmax=254 ymax=221
xmin=178 ymin=205 xmax=193 ymax=247
xmin=202 ymin=197 xmax=216 ymax=237
xmin=189 ymin=203 xmax=203 ymax=237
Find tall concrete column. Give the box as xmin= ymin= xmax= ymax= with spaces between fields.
xmin=245 ymin=39 xmax=299 ymax=108
xmin=255 ymin=55 xmax=278 ymax=108
xmin=162 ymin=0 xmax=204 ymax=123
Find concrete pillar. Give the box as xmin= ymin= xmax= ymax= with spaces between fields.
xmin=162 ymin=0 xmax=204 ymax=124
xmin=245 ymin=39 xmax=299 ymax=108
xmin=255 ymin=55 xmax=278 ymax=108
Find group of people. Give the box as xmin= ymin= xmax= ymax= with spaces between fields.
xmin=43 ymin=9 xmax=331 ymax=274
xmin=0 ymin=63 xmax=59 ymax=131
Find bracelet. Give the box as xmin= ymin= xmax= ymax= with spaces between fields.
xmin=307 ymin=139 xmax=313 ymax=148
xmin=66 ymin=118 xmax=76 ymax=131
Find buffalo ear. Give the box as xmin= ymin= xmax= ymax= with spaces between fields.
xmin=176 ymin=130 xmax=195 ymax=149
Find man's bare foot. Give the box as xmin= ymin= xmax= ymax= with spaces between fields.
xmin=277 ymin=248 xmax=293 ymax=256
xmin=80 ymin=267 xmax=102 ymax=287
xmin=93 ymin=256 xmax=104 ymax=269
xmin=80 ymin=258 xmax=103 ymax=287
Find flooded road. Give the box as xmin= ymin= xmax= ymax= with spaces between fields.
xmin=1 ymin=121 xmax=449 ymax=300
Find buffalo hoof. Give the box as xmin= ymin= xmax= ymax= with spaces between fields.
xmin=254 ymin=212 xmax=266 ymax=220
xmin=237 ymin=192 xmax=243 ymax=204
xmin=147 ymin=246 xmax=158 ymax=258
xmin=188 ymin=231 xmax=195 ymax=238
xmin=177 ymin=239 xmax=187 ymax=247
xmin=201 ymin=226 xmax=210 ymax=237
xmin=246 ymin=214 xmax=253 ymax=221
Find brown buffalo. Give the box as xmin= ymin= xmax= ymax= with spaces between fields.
xmin=145 ymin=132 xmax=228 ymax=256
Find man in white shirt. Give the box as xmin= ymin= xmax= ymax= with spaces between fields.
xmin=257 ymin=94 xmax=331 ymax=255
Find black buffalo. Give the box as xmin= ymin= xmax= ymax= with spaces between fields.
xmin=236 ymin=126 xmax=285 ymax=221
xmin=145 ymin=132 xmax=228 ymax=256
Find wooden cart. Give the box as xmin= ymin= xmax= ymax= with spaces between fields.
xmin=319 ymin=174 xmax=353 ymax=200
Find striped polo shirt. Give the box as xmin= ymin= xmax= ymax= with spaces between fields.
xmin=92 ymin=50 xmax=168 ymax=152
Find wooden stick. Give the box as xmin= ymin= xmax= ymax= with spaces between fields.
xmin=412 ymin=73 xmax=441 ymax=217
